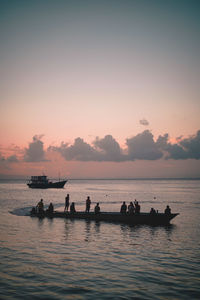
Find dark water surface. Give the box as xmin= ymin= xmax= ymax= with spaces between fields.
xmin=0 ymin=179 xmax=200 ymax=299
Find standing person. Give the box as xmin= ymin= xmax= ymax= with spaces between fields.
xmin=135 ymin=201 xmax=140 ymax=214
xmin=164 ymin=205 xmax=171 ymax=215
xmin=37 ymin=199 xmax=44 ymax=214
xmin=86 ymin=196 xmax=91 ymax=213
xmin=128 ymin=202 xmax=134 ymax=215
xmin=65 ymin=194 xmax=70 ymax=212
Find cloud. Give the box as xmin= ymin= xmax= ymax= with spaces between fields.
xmin=49 ymin=138 xmax=97 ymax=161
xmin=159 ymin=130 xmax=200 ymax=160
xmin=0 ymin=152 xmax=18 ymax=163
xmin=0 ymin=152 xmax=18 ymax=171
xmin=48 ymin=130 xmax=200 ymax=162
xmin=179 ymin=130 xmax=200 ymax=159
xmin=126 ymin=130 xmax=163 ymax=160
xmin=49 ymin=136 xmax=125 ymax=162
xmin=7 ymin=155 xmax=19 ymax=162
xmin=139 ymin=119 xmax=149 ymax=126
xmin=24 ymin=135 xmax=47 ymax=162
xmin=0 ymin=153 xmax=5 ymax=162
xmin=50 ymin=131 xmax=163 ymax=162
xmin=93 ymin=135 xmax=125 ymax=161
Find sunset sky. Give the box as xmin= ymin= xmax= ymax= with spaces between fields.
xmin=0 ymin=0 xmax=200 ymax=179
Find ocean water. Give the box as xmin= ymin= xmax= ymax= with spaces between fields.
xmin=0 ymin=179 xmax=200 ymax=299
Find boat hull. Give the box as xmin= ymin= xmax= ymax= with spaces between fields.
xmin=30 ymin=211 xmax=179 ymax=225
xmin=27 ymin=180 xmax=67 ymax=189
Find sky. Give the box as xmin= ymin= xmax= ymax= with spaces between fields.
xmin=0 ymin=0 xmax=200 ymax=179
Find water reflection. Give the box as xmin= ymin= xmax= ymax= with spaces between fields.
xmin=85 ymin=220 xmax=91 ymax=242
xmin=47 ymin=217 xmax=53 ymax=228
xmin=118 ymin=222 xmax=177 ymax=249
xmin=64 ymin=220 xmax=70 ymax=241
xmin=94 ymin=221 xmax=101 ymax=234
xmin=37 ymin=217 xmax=45 ymax=228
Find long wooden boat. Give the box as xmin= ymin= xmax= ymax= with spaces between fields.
xmin=30 ymin=210 xmax=179 ymax=225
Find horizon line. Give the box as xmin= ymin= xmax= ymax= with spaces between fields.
xmin=0 ymin=176 xmax=200 ymax=181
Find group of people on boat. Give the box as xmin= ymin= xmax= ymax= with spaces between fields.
xmin=31 ymin=195 xmax=171 ymax=217
xmin=120 ymin=200 xmax=141 ymax=215
xmin=64 ymin=195 xmax=101 ymax=214
xmin=31 ymin=198 xmax=54 ymax=215
xmin=149 ymin=205 xmax=171 ymax=216
xmin=64 ymin=194 xmax=78 ymax=213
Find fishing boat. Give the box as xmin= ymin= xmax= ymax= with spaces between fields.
xmin=30 ymin=210 xmax=179 ymax=225
xmin=27 ymin=176 xmax=67 ymax=189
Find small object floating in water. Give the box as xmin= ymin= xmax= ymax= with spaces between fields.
xmin=30 ymin=210 xmax=179 ymax=225
xmin=27 ymin=175 xmax=67 ymax=189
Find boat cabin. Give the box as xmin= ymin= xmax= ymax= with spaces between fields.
xmin=30 ymin=176 xmax=48 ymax=183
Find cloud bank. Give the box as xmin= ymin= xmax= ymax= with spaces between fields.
xmin=3 ymin=131 xmax=199 ymax=164
xmin=48 ymin=130 xmax=200 ymax=162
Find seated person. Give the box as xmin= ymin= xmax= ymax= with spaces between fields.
xmin=150 ymin=207 xmax=156 ymax=215
xmin=120 ymin=202 xmax=127 ymax=214
xmin=94 ymin=203 xmax=100 ymax=214
xmin=31 ymin=207 xmax=36 ymax=215
xmin=47 ymin=202 xmax=54 ymax=214
xmin=70 ymin=202 xmax=76 ymax=213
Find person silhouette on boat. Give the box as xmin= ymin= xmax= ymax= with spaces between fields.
xmin=37 ymin=199 xmax=44 ymax=213
xmin=70 ymin=202 xmax=76 ymax=213
xmin=86 ymin=196 xmax=91 ymax=213
xmin=30 ymin=207 xmax=36 ymax=215
xmin=94 ymin=203 xmax=100 ymax=214
xmin=120 ymin=202 xmax=127 ymax=214
xmin=65 ymin=194 xmax=70 ymax=212
xmin=128 ymin=202 xmax=135 ymax=215
xmin=135 ymin=201 xmax=140 ymax=214
xmin=150 ymin=207 xmax=156 ymax=215
xmin=164 ymin=205 xmax=171 ymax=215
xmin=47 ymin=202 xmax=54 ymax=214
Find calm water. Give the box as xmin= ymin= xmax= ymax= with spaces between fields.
xmin=0 ymin=179 xmax=200 ymax=299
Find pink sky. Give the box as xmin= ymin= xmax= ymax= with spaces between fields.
xmin=0 ymin=1 xmax=200 ymax=178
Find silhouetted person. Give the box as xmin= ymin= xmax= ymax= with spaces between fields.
xmin=37 ymin=199 xmax=44 ymax=213
xmin=120 ymin=202 xmax=127 ymax=214
xmin=128 ymin=202 xmax=135 ymax=215
xmin=165 ymin=205 xmax=171 ymax=215
xmin=150 ymin=207 xmax=156 ymax=215
xmin=70 ymin=202 xmax=76 ymax=213
xmin=135 ymin=201 xmax=140 ymax=214
xmin=65 ymin=194 xmax=70 ymax=212
xmin=48 ymin=202 xmax=54 ymax=214
xmin=94 ymin=203 xmax=100 ymax=214
xmin=86 ymin=196 xmax=91 ymax=213
xmin=31 ymin=207 xmax=36 ymax=215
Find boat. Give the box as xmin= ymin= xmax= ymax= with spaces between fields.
xmin=30 ymin=210 xmax=179 ymax=225
xmin=27 ymin=175 xmax=67 ymax=189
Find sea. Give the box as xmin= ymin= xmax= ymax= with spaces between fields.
xmin=0 ymin=179 xmax=200 ymax=300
